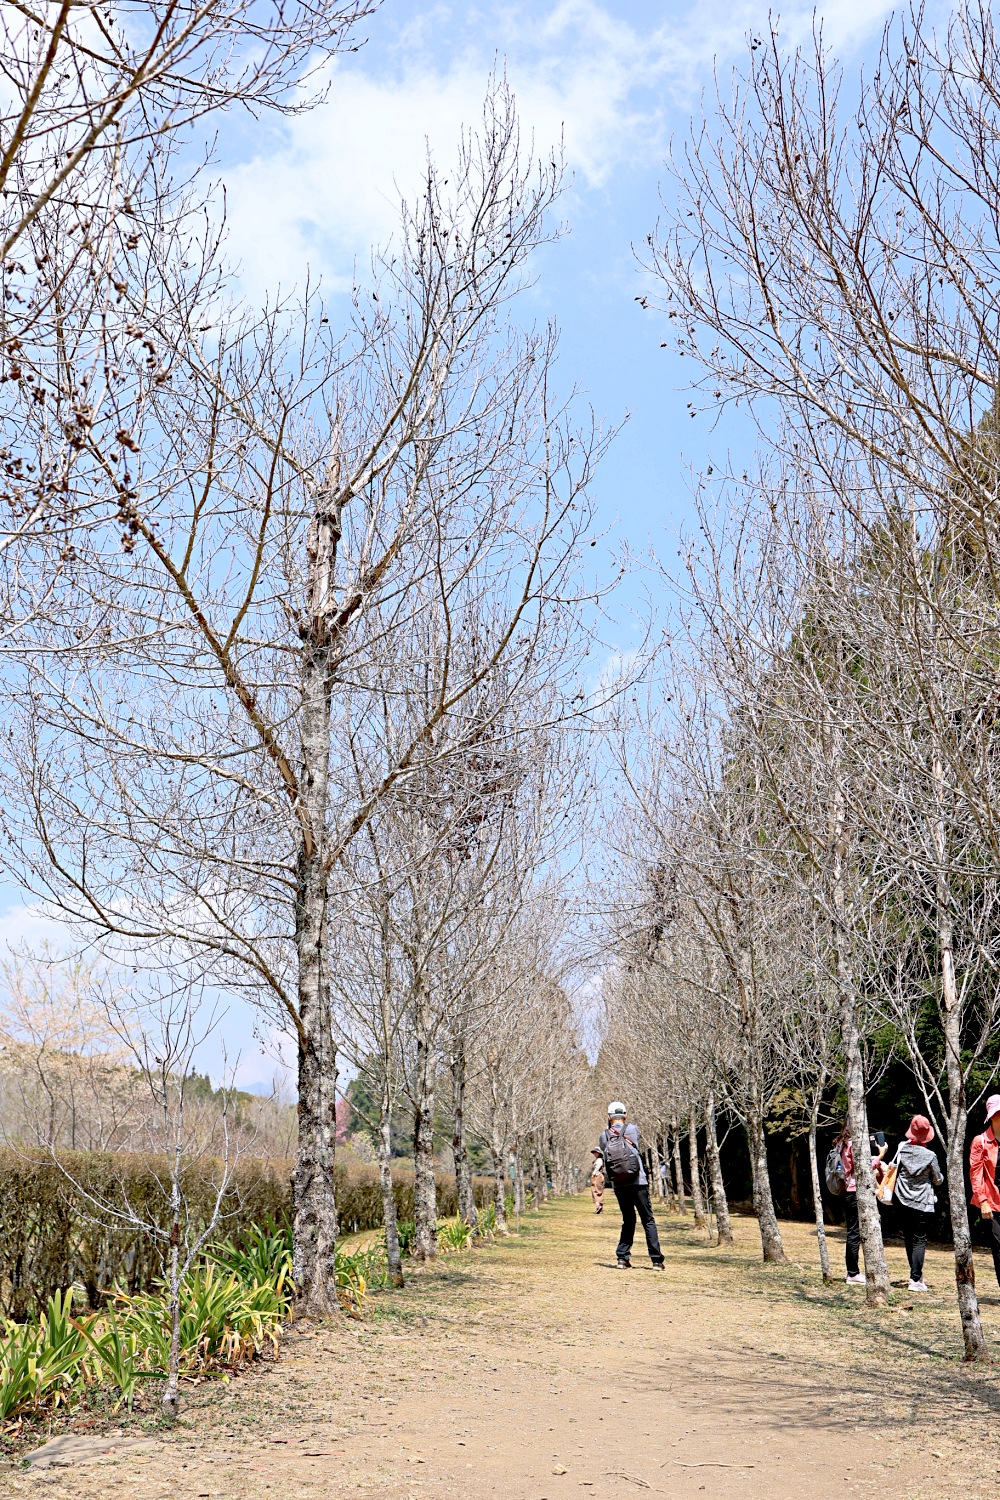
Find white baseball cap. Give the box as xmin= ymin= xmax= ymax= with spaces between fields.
xmin=607 ymin=1100 xmax=627 ymax=1119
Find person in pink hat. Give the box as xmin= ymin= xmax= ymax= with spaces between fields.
xmin=969 ymin=1094 xmax=1000 ymax=1285
xmin=893 ymin=1114 xmax=942 ymax=1292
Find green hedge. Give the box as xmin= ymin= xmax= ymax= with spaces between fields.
xmin=0 ymin=1151 xmax=493 ymax=1318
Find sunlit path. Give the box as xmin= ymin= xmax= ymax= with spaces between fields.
xmin=5 ymin=1196 xmax=993 ymax=1500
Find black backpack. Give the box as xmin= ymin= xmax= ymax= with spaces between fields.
xmin=604 ymin=1127 xmax=641 ymax=1184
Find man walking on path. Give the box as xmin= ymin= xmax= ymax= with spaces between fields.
xmin=598 ymin=1102 xmax=665 ymax=1270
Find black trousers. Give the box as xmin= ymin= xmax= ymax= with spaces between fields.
xmin=613 ymin=1183 xmax=664 ymax=1264
xmin=845 ymin=1191 xmax=861 ymax=1278
xmin=897 ymin=1204 xmax=930 ymax=1282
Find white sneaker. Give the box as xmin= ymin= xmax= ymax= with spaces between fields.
xmin=845 ymin=1273 xmax=866 ymax=1285
xmin=908 ymin=1279 xmax=929 ymax=1292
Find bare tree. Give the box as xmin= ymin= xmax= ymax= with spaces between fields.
xmin=647 ymin=5 xmax=1000 ymax=1327
xmin=2 ymin=84 xmax=601 ymax=1311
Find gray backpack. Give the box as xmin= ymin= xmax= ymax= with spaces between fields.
xmin=604 ymin=1127 xmax=641 ymax=1184
xmin=824 ymin=1143 xmax=847 ymax=1196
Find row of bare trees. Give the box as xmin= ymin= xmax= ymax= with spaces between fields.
xmin=0 ymin=0 xmax=605 ymax=1316
xmin=602 ymin=3 xmax=1000 ymax=1364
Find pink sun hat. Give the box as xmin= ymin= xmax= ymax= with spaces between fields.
xmin=986 ymin=1094 xmax=1000 ymax=1123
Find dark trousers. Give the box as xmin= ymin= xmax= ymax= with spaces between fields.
xmin=897 ymin=1204 xmax=930 ymax=1282
xmin=988 ymin=1213 xmax=1000 ymax=1288
xmin=845 ymin=1191 xmax=861 ymax=1278
xmin=613 ymin=1183 xmax=663 ymax=1264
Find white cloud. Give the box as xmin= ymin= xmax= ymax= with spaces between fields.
xmin=222 ymin=9 xmax=666 ymax=303
xmin=0 ymin=900 xmax=74 ymax=959
xmin=220 ymin=0 xmax=905 ymax=305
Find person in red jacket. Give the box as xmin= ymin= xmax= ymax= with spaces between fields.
xmin=969 ymin=1093 xmax=1000 ymax=1286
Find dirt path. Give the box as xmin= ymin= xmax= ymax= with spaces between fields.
xmin=6 ymin=1197 xmax=1000 ymax=1499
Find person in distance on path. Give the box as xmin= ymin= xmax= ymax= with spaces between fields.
xmin=598 ymin=1102 xmax=664 ymax=1271
xmin=590 ymin=1149 xmax=606 ymax=1213
xmin=970 ymin=1093 xmax=1000 ymax=1285
xmin=892 ymin=1114 xmax=943 ymax=1293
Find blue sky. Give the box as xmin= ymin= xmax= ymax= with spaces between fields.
xmin=1 ymin=0 xmax=920 ymax=1085
xmin=218 ymin=0 xmax=904 ymax=584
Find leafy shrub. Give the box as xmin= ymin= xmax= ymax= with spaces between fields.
xmin=209 ymin=1219 xmax=294 ymax=1310
xmin=0 ymin=1216 xmax=295 ymax=1425
xmin=477 ymin=1203 xmax=499 ymax=1239
xmin=114 ymin=1264 xmax=287 ymax=1375
xmin=72 ymin=1312 xmax=146 ymax=1411
xmin=437 ymin=1217 xmax=474 ymax=1253
xmin=335 ymin=1241 xmax=391 ymax=1310
xmin=0 ymin=1292 xmax=88 ymax=1423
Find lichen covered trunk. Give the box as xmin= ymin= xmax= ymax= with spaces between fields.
xmin=829 ymin=755 xmax=888 ymax=1305
xmin=838 ymin=973 xmax=887 ymax=1304
xmin=411 ymin=1019 xmax=437 ymax=1263
xmin=747 ymin=1094 xmax=786 ymax=1264
xmin=293 ymin=996 xmax=339 ymax=1313
xmin=378 ymin=1105 xmax=404 ymax=1287
xmin=491 ymin=1139 xmax=509 ymax=1232
xmin=934 ymin=751 xmax=988 ymax=1359
xmin=292 ymin=461 xmax=342 ymax=1316
xmin=946 ymin=1114 xmax=987 ymax=1360
xmin=671 ymin=1117 xmax=686 ymax=1214
xmin=807 ymin=1104 xmax=831 ymax=1282
xmin=705 ymin=1091 xmax=732 ymax=1246
xmin=688 ymin=1110 xmax=707 ymax=1227
xmin=293 ymin=814 xmax=339 ymax=1312
xmin=451 ymin=1039 xmax=477 ymax=1229
xmin=652 ymin=1134 xmax=666 ymax=1199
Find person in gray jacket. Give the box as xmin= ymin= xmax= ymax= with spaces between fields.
xmin=893 ymin=1114 xmax=943 ymax=1292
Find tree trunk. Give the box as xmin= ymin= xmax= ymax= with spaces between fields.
xmin=688 ymin=1110 xmax=707 ymax=1227
xmin=450 ymin=1038 xmax=477 ymax=1230
xmin=747 ymin=1095 xmax=786 ymax=1263
xmin=411 ymin=1015 xmax=437 ymax=1263
xmin=670 ymin=1117 xmax=686 ymax=1214
xmin=705 ymin=1091 xmax=733 ymax=1247
xmin=535 ymin=1140 xmax=548 ymax=1205
xmin=292 ymin=465 xmax=342 ymax=1316
xmin=834 ymin=943 xmax=887 ymax=1303
xmin=161 ymin=1156 xmax=181 ymax=1418
xmin=807 ymin=1085 xmax=832 ymax=1283
xmin=378 ymin=1105 xmax=405 ymax=1287
xmin=491 ymin=1140 xmax=509 ymax=1232
xmin=944 ymin=1109 xmax=985 ymax=1359
xmin=934 ymin=747 xmax=989 ymax=1359
xmin=652 ymin=1133 xmax=666 ymax=1199
xmin=513 ymin=1148 xmax=524 ymax=1232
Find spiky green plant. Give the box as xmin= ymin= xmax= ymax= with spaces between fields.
xmin=0 ymin=1291 xmax=90 ymax=1423
xmin=437 ymin=1217 xmax=474 ymax=1253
